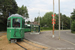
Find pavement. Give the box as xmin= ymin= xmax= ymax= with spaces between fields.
xmin=25 ymin=30 xmax=75 ymax=50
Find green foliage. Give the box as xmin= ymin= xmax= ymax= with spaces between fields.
xmin=0 ymin=39 xmax=2 ymax=41
xmin=0 ymin=0 xmax=18 ymax=17
xmin=17 ymin=5 xmax=29 ymax=19
xmin=62 ymin=15 xmax=70 ymax=29
xmin=0 ymin=0 xmax=18 ymax=31
xmin=34 ymin=12 xmax=70 ymax=30
xmin=26 ymin=21 xmax=30 ymax=24
xmin=71 ymin=9 xmax=75 ymax=21
xmin=55 ymin=14 xmax=59 ymax=29
xmin=42 ymin=12 xmax=53 ymax=27
xmin=71 ymin=9 xmax=75 ymax=33
xmin=39 ymin=12 xmax=53 ymax=28
xmin=71 ymin=20 xmax=75 ymax=33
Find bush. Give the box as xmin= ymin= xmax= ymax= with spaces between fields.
xmin=71 ymin=20 xmax=75 ymax=33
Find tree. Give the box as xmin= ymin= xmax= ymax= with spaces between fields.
xmin=26 ymin=21 xmax=30 ymax=24
xmin=0 ymin=0 xmax=18 ymax=31
xmin=71 ymin=9 xmax=75 ymax=21
xmin=17 ymin=5 xmax=29 ymax=19
xmin=55 ymin=14 xmax=59 ymax=29
xmin=55 ymin=13 xmax=70 ymax=29
xmin=71 ymin=9 xmax=75 ymax=33
xmin=61 ymin=14 xmax=70 ymax=29
xmin=34 ymin=12 xmax=70 ymax=30
xmin=71 ymin=20 xmax=75 ymax=33
xmin=34 ymin=17 xmax=37 ymax=22
xmin=0 ymin=0 xmax=18 ymax=18
xmin=34 ymin=12 xmax=53 ymax=29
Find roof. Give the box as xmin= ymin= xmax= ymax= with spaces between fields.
xmin=8 ymin=14 xmax=24 ymax=18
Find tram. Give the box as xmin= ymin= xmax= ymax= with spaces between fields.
xmin=7 ymin=14 xmax=25 ymax=42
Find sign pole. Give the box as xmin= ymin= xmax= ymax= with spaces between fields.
xmin=52 ymin=0 xmax=55 ymax=38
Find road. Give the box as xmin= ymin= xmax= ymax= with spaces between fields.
xmin=54 ymin=30 xmax=75 ymax=45
xmin=25 ymin=30 xmax=75 ymax=50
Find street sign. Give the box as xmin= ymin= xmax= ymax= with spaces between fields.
xmin=52 ymin=22 xmax=56 ymax=24
xmin=52 ymin=14 xmax=55 ymax=17
xmin=52 ymin=19 xmax=56 ymax=21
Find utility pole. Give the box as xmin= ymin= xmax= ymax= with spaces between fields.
xmin=58 ymin=0 xmax=60 ymax=40
xmin=52 ymin=0 xmax=55 ymax=38
xmin=70 ymin=16 xmax=71 ymax=30
xmin=38 ymin=11 xmax=40 ymax=25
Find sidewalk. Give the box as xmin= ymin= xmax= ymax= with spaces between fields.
xmin=25 ymin=31 xmax=75 ymax=50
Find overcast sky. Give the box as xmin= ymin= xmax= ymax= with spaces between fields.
xmin=15 ymin=0 xmax=75 ymax=21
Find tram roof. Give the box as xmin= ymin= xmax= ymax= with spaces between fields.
xmin=8 ymin=14 xmax=24 ymax=18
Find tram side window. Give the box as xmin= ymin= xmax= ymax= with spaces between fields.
xmin=13 ymin=19 xmax=20 ymax=27
xmin=22 ymin=20 xmax=25 ymax=28
xmin=7 ymin=19 xmax=11 ymax=27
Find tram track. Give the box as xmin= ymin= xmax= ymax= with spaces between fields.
xmin=16 ymin=43 xmax=27 ymax=50
xmin=15 ymin=39 xmax=47 ymax=50
xmin=23 ymin=39 xmax=45 ymax=50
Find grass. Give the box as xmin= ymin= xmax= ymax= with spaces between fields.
xmin=40 ymin=29 xmax=71 ymax=32
xmin=71 ymin=32 xmax=75 ymax=34
xmin=9 ymin=41 xmax=11 ymax=44
xmin=71 ymin=31 xmax=75 ymax=34
xmin=0 ymin=39 xmax=2 ymax=41
xmin=40 ymin=30 xmax=52 ymax=32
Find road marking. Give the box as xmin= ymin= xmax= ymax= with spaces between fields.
xmin=56 ymin=36 xmax=75 ymax=46
xmin=61 ymin=39 xmax=75 ymax=46
xmin=40 ymin=31 xmax=75 ymax=46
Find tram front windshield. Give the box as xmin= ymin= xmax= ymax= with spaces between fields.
xmin=13 ymin=18 xmax=20 ymax=27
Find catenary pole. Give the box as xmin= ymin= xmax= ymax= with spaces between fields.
xmin=39 ymin=11 xmax=40 ymax=25
xmin=38 ymin=11 xmax=40 ymax=25
xmin=52 ymin=0 xmax=55 ymax=38
xmin=58 ymin=0 xmax=60 ymax=40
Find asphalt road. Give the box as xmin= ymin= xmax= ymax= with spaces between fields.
xmin=25 ymin=30 xmax=75 ymax=50
xmin=54 ymin=30 xmax=75 ymax=45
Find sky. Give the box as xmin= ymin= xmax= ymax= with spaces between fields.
xmin=15 ymin=0 xmax=75 ymax=22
